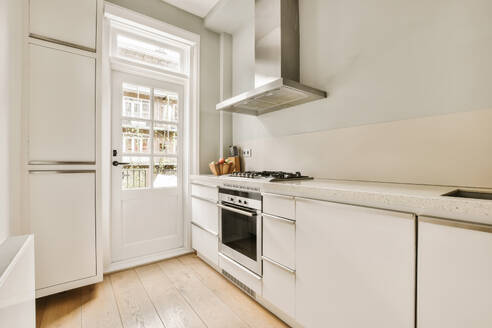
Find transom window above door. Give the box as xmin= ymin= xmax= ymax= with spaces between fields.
xmin=110 ymin=20 xmax=189 ymax=75
xmin=120 ymin=82 xmax=180 ymax=190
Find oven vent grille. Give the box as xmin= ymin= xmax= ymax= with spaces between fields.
xmin=222 ymin=269 xmax=256 ymax=299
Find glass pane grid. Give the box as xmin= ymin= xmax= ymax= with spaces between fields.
xmin=120 ymin=83 xmax=179 ymax=190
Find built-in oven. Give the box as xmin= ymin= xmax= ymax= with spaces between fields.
xmin=218 ymin=187 xmax=262 ymax=276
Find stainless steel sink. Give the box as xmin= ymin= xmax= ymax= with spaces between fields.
xmin=442 ymin=189 xmax=492 ymax=200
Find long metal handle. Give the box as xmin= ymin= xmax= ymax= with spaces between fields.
xmin=420 ymin=216 xmax=492 ymax=233
xmin=217 ymin=204 xmax=255 ymax=217
xmin=191 ymin=195 xmax=217 ymax=204
xmin=191 ymin=221 xmax=218 ymax=237
xmin=262 ymin=256 xmax=296 ymax=274
xmin=262 ymin=213 xmax=295 ymax=224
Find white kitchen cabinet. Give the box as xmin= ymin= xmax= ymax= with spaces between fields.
xmin=191 ymin=183 xmax=218 ymax=202
xmin=191 ymin=185 xmax=219 ymax=267
xmin=191 ymin=196 xmax=218 ymax=234
xmin=28 ymin=43 xmax=96 ymax=163
xmin=263 ymin=193 xmax=295 ymax=220
xmin=29 ymin=171 xmax=96 ymax=291
xmin=29 ymin=0 xmax=97 ymax=50
xmin=417 ymin=216 xmax=492 ymax=328
xmin=262 ymin=258 xmax=296 ymax=319
xmin=262 ymin=213 xmax=295 ymax=269
xmin=295 ymin=198 xmax=415 ymax=328
xmin=191 ymin=223 xmax=219 ymax=267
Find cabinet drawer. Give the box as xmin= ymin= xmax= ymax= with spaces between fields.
xmin=191 ymin=197 xmax=218 ymax=234
xmin=263 ymin=214 xmax=295 ymax=269
xmin=191 ymin=183 xmax=218 ymax=202
xmin=29 ymin=0 xmax=97 ymax=50
xmin=191 ymin=223 xmax=219 ymax=267
xmin=28 ymin=44 xmax=96 ymax=163
xmin=262 ymin=259 xmax=295 ymax=318
xmin=29 ymin=171 xmax=96 ymax=290
xmin=263 ymin=193 xmax=295 ymax=220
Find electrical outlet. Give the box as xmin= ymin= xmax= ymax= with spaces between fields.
xmin=242 ymin=148 xmax=252 ymax=158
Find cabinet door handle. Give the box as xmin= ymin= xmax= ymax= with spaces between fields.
xmin=262 ymin=256 xmax=296 ymax=274
xmin=262 ymin=213 xmax=295 ymax=224
xmin=420 ymin=216 xmax=492 ymax=233
xmin=191 ymin=221 xmax=218 ymax=237
xmin=191 ymin=195 xmax=217 ymax=204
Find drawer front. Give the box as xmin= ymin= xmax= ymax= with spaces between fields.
xmin=191 ymin=197 xmax=218 ymax=234
xmin=263 ymin=214 xmax=295 ymax=269
xmin=263 ymin=193 xmax=295 ymax=220
xmin=191 ymin=183 xmax=218 ymax=202
xmin=192 ymin=224 xmax=219 ymax=267
xmin=262 ymin=260 xmax=295 ymax=318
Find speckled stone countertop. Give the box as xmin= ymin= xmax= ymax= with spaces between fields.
xmin=190 ymin=174 xmax=492 ymax=225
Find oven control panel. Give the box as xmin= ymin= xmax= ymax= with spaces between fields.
xmin=218 ymin=189 xmax=262 ymax=211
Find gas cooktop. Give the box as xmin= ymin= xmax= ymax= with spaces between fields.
xmin=226 ymin=171 xmax=314 ymax=182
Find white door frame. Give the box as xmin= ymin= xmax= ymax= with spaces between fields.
xmin=102 ymin=3 xmax=200 ymax=272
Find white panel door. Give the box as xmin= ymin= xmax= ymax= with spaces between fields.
xmin=29 ymin=171 xmax=96 ymax=290
xmin=29 ymin=0 xmax=97 ymax=50
xmin=418 ymin=217 xmax=492 ymax=328
xmin=111 ymin=71 xmax=184 ymax=262
xmin=28 ymin=43 xmax=96 ymax=163
xmin=295 ymin=199 xmax=415 ymax=328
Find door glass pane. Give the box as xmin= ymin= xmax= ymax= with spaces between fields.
xmin=121 ymin=156 xmax=150 ymax=190
xmin=153 ymin=157 xmax=177 ymax=188
xmin=154 ymin=122 xmax=177 ymax=155
xmin=122 ymin=83 xmax=151 ymax=119
xmin=122 ymin=119 xmax=150 ymax=154
xmin=154 ymin=89 xmax=178 ymax=122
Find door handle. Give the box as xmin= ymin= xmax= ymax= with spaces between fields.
xmin=112 ymin=160 xmax=130 ymax=167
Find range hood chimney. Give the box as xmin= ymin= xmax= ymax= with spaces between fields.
xmin=216 ymin=0 xmax=327 ymax=116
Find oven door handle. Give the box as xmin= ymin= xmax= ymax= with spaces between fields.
xmin=217 ymin=204 xmax=256 ymax=217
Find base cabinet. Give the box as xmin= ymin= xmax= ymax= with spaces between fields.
xmin=262 ymin=259 xmax=295 ymax=318
xmin=295 ymin=199 xmax=415 ymax=328
xmin=191 ymin=223 xmax=219 ymax=267
xmin=29 ymin=172 xmax=97 ymax=291
xmin=418 ymin=217 xmax=492 ymax=328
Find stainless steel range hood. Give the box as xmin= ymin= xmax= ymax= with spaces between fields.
xmin=216 ymin=0 xmax=327 ymax=116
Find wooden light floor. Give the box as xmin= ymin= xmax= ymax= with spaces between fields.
xmin=36 ymin=254 xmax=288 ymax=328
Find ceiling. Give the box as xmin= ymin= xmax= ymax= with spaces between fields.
xmin=161 ymin=0 xmax=220 ymax=18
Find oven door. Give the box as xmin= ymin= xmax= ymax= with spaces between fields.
xmin=218 ymin=202 xmax=262 ymax=276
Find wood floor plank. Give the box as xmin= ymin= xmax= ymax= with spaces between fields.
xmin=80 ymin=279 xmax=123 ymax=328
xmin=135 ymin=263 xmax=206 ymax=328
xmin=158 ymin=258 xmax=248 ymax=328
xmin=39 ymin=288 xmax=82 ymax=328
xmin=110 ymin=269 xmax=164 ymax=328
xmin=179 ymin=255 xmax=288 ymax=328
xmin=36 ymin=297 xmax=47 ymax=328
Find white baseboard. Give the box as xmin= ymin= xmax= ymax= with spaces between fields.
xmin=104 ymin=248 xmax=193 ymax=274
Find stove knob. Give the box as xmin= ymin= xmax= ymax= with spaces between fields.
xmin=244 ymin=200 xmax=248 ymax=205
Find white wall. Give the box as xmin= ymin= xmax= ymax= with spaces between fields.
xmin=233 ymin=0 xmax=492 ymax=188
xmin=0 ymin=0 xmax=23 ymax=242
xmin=107 ymin=0 xmax=221 ymax=173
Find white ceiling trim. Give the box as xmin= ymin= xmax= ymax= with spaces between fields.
xmin=160 ymin=0 xmax=220 ymax=18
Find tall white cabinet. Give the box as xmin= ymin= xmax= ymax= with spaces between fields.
xmin=295 ymin=199 xmax=415 ymax=328
xmin=418 ymin=216 xmax=492 ymax=328
xmin=26 ymin=0 xmax=102 ymax=297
